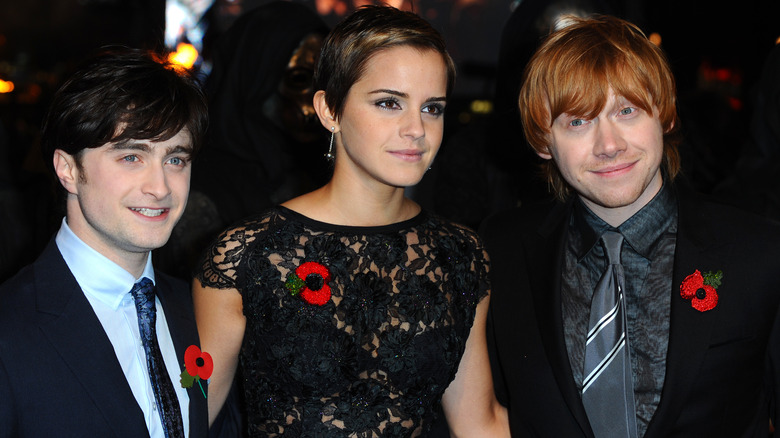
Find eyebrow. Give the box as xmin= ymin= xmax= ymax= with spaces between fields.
xmin=111 ymin=140 xmax=194 ymax=156
xmin=369 ymin=89 xmax=446 ymax=103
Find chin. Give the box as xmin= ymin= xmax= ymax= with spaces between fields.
xmin=592 ymin=190 xmax=645 ymax=209
xmin=134 ymin=233 xmax=175 ymax=252
xmin=391 ymin=177 xmax=426 ymax=189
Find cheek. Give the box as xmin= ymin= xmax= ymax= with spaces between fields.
xmin=549 ymin=145 xmax=577 ymax=171
xmin=82 ymin=170 xmax=122 ymax=201
xmin=641 ymin=129 xmax=666 ymax=169
xmin=427 ymin=122 xmax=444 ymax=148
xmin=169 ymin=171 xmax=192 ymax=198
xmin=550 ymin=147 xmax=588 ymax=185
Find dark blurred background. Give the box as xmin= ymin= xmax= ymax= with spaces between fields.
xmin=1 ymin=0 xmax=779 ymax=282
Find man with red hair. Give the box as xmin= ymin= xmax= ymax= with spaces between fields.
xmin=482 ymin=14 xmax=780 ymax=437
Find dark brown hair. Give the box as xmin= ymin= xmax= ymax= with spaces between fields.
xmin=41 ymin=47 xmax=208 ymax=174
xmin=314 ymin=5 xmax=455 ymax=121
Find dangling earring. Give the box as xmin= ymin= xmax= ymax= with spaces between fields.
xmin=325 ymin=126 xmax=335 ymax=161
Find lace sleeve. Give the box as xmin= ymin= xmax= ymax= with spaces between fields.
xmin=195 ymin=215 xmax=269 ymax=289
xmin=472 ymin=227 xmax=491 ymax=304
xmin=449 ymin=220 xmax=491 ymax=305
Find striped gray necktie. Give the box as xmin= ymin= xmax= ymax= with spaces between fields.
xmin=582 ymin=231 xmax=638 ymax=438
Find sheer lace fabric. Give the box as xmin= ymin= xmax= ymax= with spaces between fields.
xmin=197 ymin=206 xmax=489 ymax=437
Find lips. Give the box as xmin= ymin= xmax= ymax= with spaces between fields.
xmin=388 ymin=149 xmax=424 ymax=162
xmin=592 ymin=161 xmax=637 ymax=176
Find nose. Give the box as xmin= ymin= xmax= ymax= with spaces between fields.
xmin=400 ymin=110 xmax=425 ymax=141
xmin=593 ymin=119 xmax=625 ymax=158
xmin=141 ymin=163 xmax=171 ymax=200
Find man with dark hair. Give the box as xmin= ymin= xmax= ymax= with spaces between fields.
xmin=482 ymin=14 xmax=780 ymax=437
xmin=0 ymin=48 xmax=210 ymax=437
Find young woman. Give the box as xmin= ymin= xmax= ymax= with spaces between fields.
xmin=193 ymin=6 xmax=508 ymax=437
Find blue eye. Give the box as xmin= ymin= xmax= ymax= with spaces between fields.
xmin=620 ymin=107 xmax=635 ymax=115
xmin=167 ymin=156 xmax=188 ymax=166
xmin=122 ymin=155 xmax=139 ymax=162
xmin=570 ymin=119 xmax=584 ymax=127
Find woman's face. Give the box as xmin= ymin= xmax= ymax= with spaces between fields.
xmin=333 ymin=45 xmax=448 ymax=190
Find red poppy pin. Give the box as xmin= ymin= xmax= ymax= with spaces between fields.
xmin=680 ymin=269 xmax=722 ymax=312
xmin=180 ymin=345 xmax=213 ymax=398
xmin=285 ymin=261 xmax=332 ymax=306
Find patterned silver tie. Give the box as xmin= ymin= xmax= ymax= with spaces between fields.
xmin=582 ymin=231 xmax=638 ymax=438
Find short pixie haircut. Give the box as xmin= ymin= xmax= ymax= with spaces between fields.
xmin=519 ymin=14 xmax=681 ymax=200
xmin=314 ymin=5 xmax=456 ymax=121
xmin=41 ymin=47 xmax=208 ymax=174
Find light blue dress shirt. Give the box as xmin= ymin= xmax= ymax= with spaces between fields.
xmin=55 ymin=218 xmax=190 ymax=437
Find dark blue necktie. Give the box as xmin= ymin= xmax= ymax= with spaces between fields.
xmin=582 ymin=231 xmax=638 ymax=438
xmin=131 ymin=278 xmax=185 ymax=438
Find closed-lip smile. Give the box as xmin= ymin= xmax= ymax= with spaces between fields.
xmin=592 ymin=161 xmax=637 ymax=176
xmin=388 ymin=149 xmax=424 ymax=162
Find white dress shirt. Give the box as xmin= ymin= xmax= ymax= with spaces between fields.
xmin=56 ymin=218 xmax=190 ymax=437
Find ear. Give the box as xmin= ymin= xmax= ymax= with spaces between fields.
xmin=536 ymin=146 xmax=553 ymax=161
xmin=665 ymin=118 xmax=676 ymax=133
xmin=53 ymin=149 xmax=80 ymax=194
xmin=313 ymin=90 xmax=339 ymax=133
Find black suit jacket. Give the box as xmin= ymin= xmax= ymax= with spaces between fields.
xmin=0 ymin=239 xmax=208 ymax=437
xmin=482 ymin=183 xmax=780 ymax=437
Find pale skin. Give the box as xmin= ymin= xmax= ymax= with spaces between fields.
xmin=54 ymin=129 xmax=193 ymax=278
xmin=539 ymin=88 xmax=669 ymax=227
xmin=193 ymin=45 xmax=509 ymax=436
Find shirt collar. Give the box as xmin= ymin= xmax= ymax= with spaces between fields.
xmin=55 ymin=217 xmax=156 ymax=309
xmin=572 ymin=180 xmax=677 ymax=259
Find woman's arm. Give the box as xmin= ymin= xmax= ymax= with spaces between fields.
xmin=441 ymin=294 xmax=510 ymax=437
xmin=192 ymin=279 xmax=246 ymax=426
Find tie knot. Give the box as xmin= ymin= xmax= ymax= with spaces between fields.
xmin=601 ymin=231 xmax=623 ymax=265
xmin=130 ymin=277 xmax=156 ymax=312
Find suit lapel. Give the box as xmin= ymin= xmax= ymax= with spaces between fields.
xmin=526 ymin=201 xmax=595 ymax=437
xmin=34 ymin=241 xmax=147 ymax=437
xmin=645 ymin=187 xmax=725 ymax=438
xmin=156 ymin=274 xmax=209 ymax=437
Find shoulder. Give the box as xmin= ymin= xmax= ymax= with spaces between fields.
xmin=194 ymin=208 xmax=288 ymax=289
xmin=423 ymin=214 xmax=494 ymax=268
xmin=0 ymin=264 xmax=37 ymax=323
xmin=678 ymin=186 xmax=780 ymax=242
xmin=426 ymin=214 xmax=482 ymax=244
xmin=479 ymin=198 xmax=565 ymax=248
xmin=0 ymin=241 xmax=65 ymax=325
xmin=482 ymin=198 xmax=561 ymax=230
xmin=0 ymin=251 xmax=74 ymax=349
xmin=207 ymin=208 xmax=287 ymax=257
xmin=219 ymin=209 xmax=280 ymax=242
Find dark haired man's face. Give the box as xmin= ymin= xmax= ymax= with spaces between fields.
xmin=56 ymin=129 xmax=192 ymax=270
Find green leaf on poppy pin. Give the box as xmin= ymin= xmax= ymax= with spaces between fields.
xmin=180 ymin=369 xmax=197 ymax=388
xmin=285 ymin=273 xmax=305 ymax=295
xmin=702 ymin=270 xmax=723 ymax=289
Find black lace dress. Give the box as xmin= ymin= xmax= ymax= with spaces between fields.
xmin=197 ymin=206 xmax=489 ymax=437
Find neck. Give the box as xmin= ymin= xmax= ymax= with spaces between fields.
xmin=283 ymin=170 xmax=419 ymax=227
xmin=65 ymin=211 xmax=150 ymax=279
xmin=583 ymin=201 xmax=638 ymax=228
